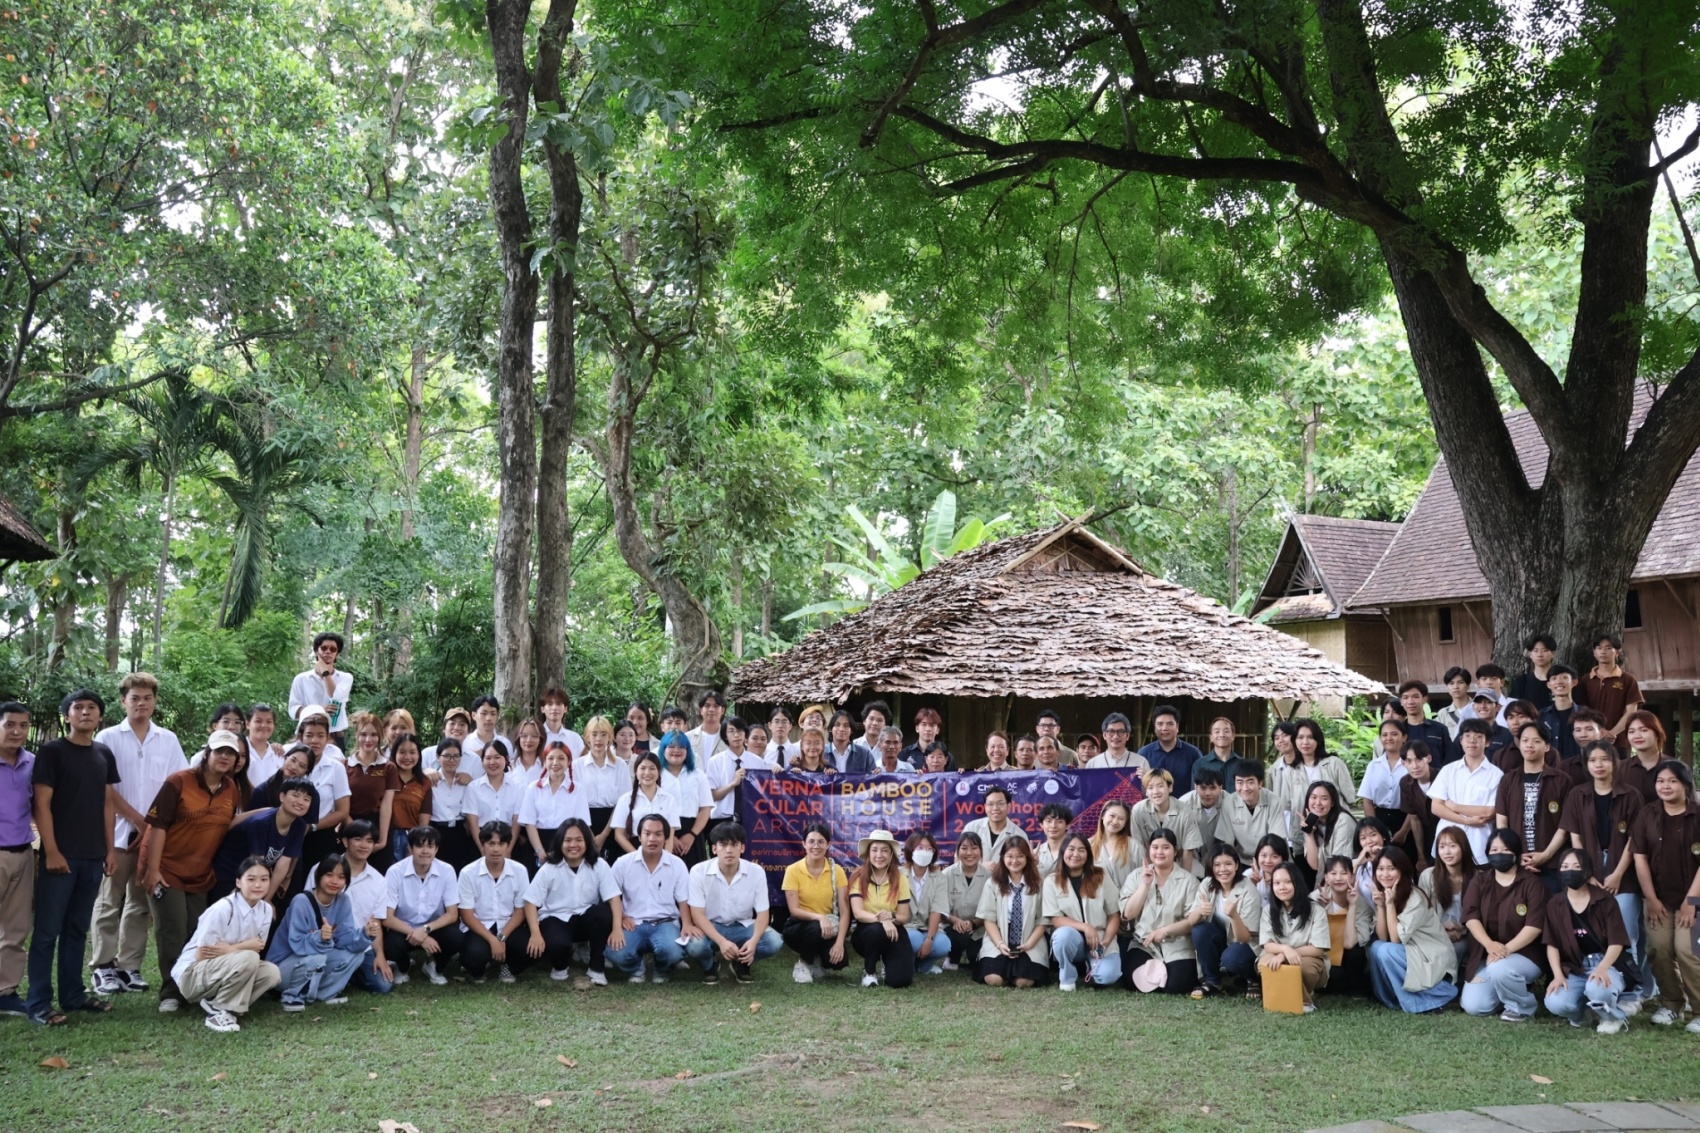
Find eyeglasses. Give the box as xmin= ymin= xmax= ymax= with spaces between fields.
xmin=1103 ymin=727 xmax=1129 ymax=736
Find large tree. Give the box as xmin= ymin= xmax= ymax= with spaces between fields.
xmin=646 ymin=0 xmax=1700 ymax=670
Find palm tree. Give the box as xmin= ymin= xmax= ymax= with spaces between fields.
xmin=74 ymin=369 xmax=221 ymax=666
xmin=205 ymin=402 xmax=321 ymax=629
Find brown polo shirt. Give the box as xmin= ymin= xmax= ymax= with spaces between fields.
xmin=144 ymin=768 xmax=241 ymax=892
xmin=1542 ymin=885 xmax=1630 ymax=978
xmin=384 ymin=765 xmax=434 ymax=833
xmin=1619 ymin=756 xmax=1663 ymax=805
xmin=1574 ymin=668 xmax=1642 ymax=752
xmin=1493 ymin=765 xmax=1570 ymax=859
xmin=1398 ymin=777 xmax=1437 ymax=859
xmin=346 ymin=757 xmax=389 ymax=820
xmin=1628 ymin=802 xmax=1700 ymax=907
xmin=1558 ymin=783 xmax=1642 ymax=894
xmin=1462 ymin=871 xmax=1548 ymax=977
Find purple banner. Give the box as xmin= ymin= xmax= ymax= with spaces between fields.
xmin=741 ymin=769 xmax=1145 ymax=904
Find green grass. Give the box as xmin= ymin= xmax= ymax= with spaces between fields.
xmin=1 ymin=955 xmax=1694 ymax=1133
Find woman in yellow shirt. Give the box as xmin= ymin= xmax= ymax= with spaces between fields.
xmin=848 ymin=830 xmax=914 ymax=988
xmin=780 ymin=822 xmax=850 ymax=983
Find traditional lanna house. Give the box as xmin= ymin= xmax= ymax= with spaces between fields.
xmin=1251 ymin=514 xmax=1401 ymax=709
xmin=730 ymin=519 xmax=1384 ymax=765
xmin=0 ymin=493 xmax=53 ymax=570
xmin=1348 ymin=401 xmax=1699 ymax=758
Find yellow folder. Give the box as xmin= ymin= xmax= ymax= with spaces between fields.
xmin=1261 ymin=962 xmax=1305 ymax=1014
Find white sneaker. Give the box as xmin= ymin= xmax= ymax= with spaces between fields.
xmin=861 ymin=973 xmax=880 ymax=988
xmin=390 ymin=972 xmax=410 ymax=986
xmin=586 ymin=970 xmax=607 ymax=986
xmin=940 ymin=958 xmax=958 ymax=971
xmin=498 ymin=964 xmax=515 ymax=984
xmin=422 ymin=961 xmax=447 ymax=986
xmin=1302 ymin=1004 xmax=1316 ymax=1014
xmin=628 ymin=968 xmax=648 ymax=984
xmin=91 ymin=967 xmax=125 ymax=996
xmin=551 ymin=967 xmax=572 ymax=982
xmin=1499 ymin=1009 xmax=1530 ymax=1022
xmin=157 ymin=997 xmax=180 ymax=1013
xmin=651 ymin=971 xmax=668 ymax=985
xmin=120 ymin=969 xmax=150 ymax=992
xmin=1058 ymin=981 xmax=1077 ymax=992
xmin=281 ymin=999 xmax=306 ymax=1013
xmin=792 ymin=960 xmax=813 ymax=984
xmin=203 ymin=1008 xmax=240 ymax=1033
xmin=1620 ymin=997 xmax=1643 ymax=1017
xmin=1597 ymin=1018 xmax=1625 ymax=1034
xmin=322 ymin=996 xmax=348 ymax=1005
xmin=1686 ymin=1017 xmax=1700 ymax=1035
xmin=1650 ymin=1007 xmax=1677 ymax=1026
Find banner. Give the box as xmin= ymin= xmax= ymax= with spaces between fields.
xmin=740 ymin=769 xmax=1145 ymax=904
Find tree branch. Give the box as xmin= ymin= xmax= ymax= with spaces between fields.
xmin=0 ymin=370 xmax=173 ymax=420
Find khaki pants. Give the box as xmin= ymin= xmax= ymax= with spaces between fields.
xmin=0 ymin=847 xmax=33 ymax=994
xmin=90 ymin=846 xmax=150 ymax=972
xmin=1645 ymin=909 xmax=1700 ymax=1015
xmin=1298 ymin=955 xmax=1328 ymax=1006
xmin=146 ymin=888 xmax=208 ymax=998
xmin=176 ymin=950 xmax=280 ymax=1015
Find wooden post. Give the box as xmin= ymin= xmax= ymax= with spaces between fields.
xmin=1679 ymin=690 xmax=1695 ymax=764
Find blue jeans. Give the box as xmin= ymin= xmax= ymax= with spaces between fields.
xmin=1052 ymin=926 xmax=1123 ymax=988
xmin=1191 ymin=920 xmax=1257 ymax=987
xmin=1461 ymin=953 xmax=1541 ymax=1017
xmin=1366 ymin=939 xmax=1459 ymax=1013
xmin=27 ymin=857 xmax=105 ymax=1015
xmin=604 ymin=920 xmax=685 ymax=975
xmin=1544 ymin=954 xmax=1625 ymax=1023
xmin=1613 ymin=892 xmax=1656 ymax=1003
xmin=277 ymin=948 xmax=365 ymax=1003
xmin=354 ymin=947 xmax=392 ymax=994
xmin=685 ymin=923 xmax=784 ymax=972
xmin=907 ymin=927 xmax=943 ymax=974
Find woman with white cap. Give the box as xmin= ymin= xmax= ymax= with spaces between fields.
xmin=847 ymin=829 xmax=914 ymax=988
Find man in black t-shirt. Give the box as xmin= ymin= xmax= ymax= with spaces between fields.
xmin=26 ymin=689 xmax=121 ymax=1025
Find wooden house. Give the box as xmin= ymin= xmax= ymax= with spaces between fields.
xmin=0 ymin=493 xmax=52 ymax=569
xmin=729 ymin=519 xmax=1384 ymax=766
xmin=1348 ymin=399 xmax=1699 ymax=758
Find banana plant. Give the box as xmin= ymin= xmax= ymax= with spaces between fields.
xmin=785 ymin=490 xmax=1010 ymax=621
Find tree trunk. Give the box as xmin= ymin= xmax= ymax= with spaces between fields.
xmin=485 ymin=0 xmax=542 ymax=711
xmin=602 ymin=355 xmax=724 ymax=699
xmin=760 ymin=574 xmax=772 ymax=640
xmin=103 ymin=572 xmax=128 ymax=671
xmin=1301 ymin=403 xmax=1319 ymax=512
xmin=394 ymin=343 xmax=428 ymax=674
xmin=48 ymin=507 xmax=75 ymax=671
xmin=529 ymin=0 xmax=583 ymax=700
xmin=152 ymin=475 xmax=175 ymax=669
xmin=730 ymin=546 xmax=743 ymax=659
xmin=1221 ymin=465 xmax=1240 ymax=601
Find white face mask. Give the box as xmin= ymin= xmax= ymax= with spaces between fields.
xmin=910 ymin=849 xmax=935 ymax=867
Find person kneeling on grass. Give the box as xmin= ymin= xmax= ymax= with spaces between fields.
xmin=457 ymin=820 xmax=530 ymax=984
xmin=171 ymin=856 xmax=282 ymax=1032
xmin=266 ymin=853 xmax=367 ymax=1011
xmin=975 ymin=837 xmax=1049 ymax=988
xmin=686 ymin=822 xmax=783 ymax=985
xmin=848 ymin=829 xmax=915 ymax=989
xmin=521 ymin=819 xmax=618 ymax=985
xmin=1258 ymin=862 xmax=1331 ymax=1013
xmin=1542 ymin=848 xmax=1632 ymax=1033
xmin=605 ymin=814 xmax=695 ymax=984
xmin=381 ymin=825 xmax=462 ymax=985
xmin=1044 ymin=833 xmax=1122 ymax=991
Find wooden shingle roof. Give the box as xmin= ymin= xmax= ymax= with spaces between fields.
xmin=1351 ymin=388 xmax=1700 ymax=607
xmin=731 ymin=520 xmax=1385 ymax=705
xmin=1254 ymin=514 xmax=1401 ymax=622
xmin=0 ymin=493 xmax=53 ymax=563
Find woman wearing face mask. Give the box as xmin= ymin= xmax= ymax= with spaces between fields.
xmin=1366 ymin=846 xmax=1459 ymax=1014
xmin=1542 ymin=849 xmax=1631 ymax=1032
xmin=1628 ymin=759 xmax=1700 ymax=1030
xmin=1460 ymin=828 xmax=1549 ymax=1021
xmin=901 ymin=832 xmax=944 ymax=975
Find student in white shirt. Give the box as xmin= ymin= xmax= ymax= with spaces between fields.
xmin=288 ymin=633 xmax=353 ymax=738
xmin=462 ymin=695 xmax=510 ymax=765
xmin=684 ymin=822 xmax=783 ymax=984
xmin=421 ymin=707 xmax=470 ymax=774
xmin=457 ymin=821 xmax=530 ymax=983
xmin=659 ymin=731 xmax=714 ymax=866
xmin=170 ymin=857 xmax=281 ymax=1032
xmin=308 ymin=820 xmax=393 ymax=993
xmin=572 ymin=716 xmax=632 ymax=860
xmin=706 ymin=716 xmax=775 ymax=828
xmin=610 ymin=751 xmax=682 ymax=856
xmin=1428 ymin=718 xmax=1503 ymax=864
xmin=292 ymin=707 xmax=352 ymax=896
xmin=244 ymin=703 xmax=287 ymax=790
xmin=428 ymin=745 xmax=473 ymax=872
xmin=765 ymin=707 xmax=799 ymax=766
xmin=381 ymin=826 xmax=462 ymax=984
xmin=684 ymin=691 xmax=731 ymax=768
xmin=464 ymin=745 xmax=526 ymax=857
xmin=520 ymin=819 xmax=619 ymax=984
xmin=538 ymin=686 xmax=585 ymax=757
xmin=518 ymin=743 xmax=591 ymax=863
xmin=605 ymin=815 xmax=696 ymax=983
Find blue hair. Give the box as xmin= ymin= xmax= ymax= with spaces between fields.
xmin=659 ymin=729 xmax=696 ymax=773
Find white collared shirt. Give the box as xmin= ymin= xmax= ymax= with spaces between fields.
xmin=543 ymin=726 xmax=586 ymax=759
xmin=685 ymin=726 xmax=729 ymax=768
xmin=289 ymin=669 xmax=353 ymax=733
xmin=1085 ymin=749 xmax=1150 ymax=773
xmin=611 ymin=850 xmax=691 ymax=922
xmin=661 ymin=766 xmax=713 ymax=817
xmin=464 ymin=775 xmax=526 ymax=830
xmin=247 ymin=742 xmax=284 ymax=787
xmin=1428 ymin=756 xmax=1504 ymax=864
xmin=383 ymin=857 xmax=459 ymax=925
xmin=171 ymin=892 xmax=273 ymax=989
xmin=687 ymin=857 xmax=769 ymax=926
xmin=1358 ymin=754 xmax=1409 ymax=810
xmin=572 ymin=753 xmax=633 ymax=808
xmin=705 ymin=751 xmax=777 ymax=819
xmin=457 ymin=856 xmax=531 ymax=929
xmin=95 ymin=721 xmax=187 ymax=847
xmin=429 ymin=771 xmax=469 ymax=822
xmin=525 ymin=857 xmax=619 ymax=921
xmin=462 ymin=732 xmax=512 ymax=763
xmin=308 ymin=755 xmax=351 ymax=820
xmin=509 ymin=755 xmax=547 ymax=786
xmin=609 ymin=786 xmax=682 ymax=836
xmin=517 ymin=775 xmax=591 ymax=830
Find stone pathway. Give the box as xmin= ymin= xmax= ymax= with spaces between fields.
xmin=1310 ymin=1102 xmax=1700 ymax=1133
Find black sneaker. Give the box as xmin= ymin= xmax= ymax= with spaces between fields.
xmin=701 ymin=965 xmax=721 ymax=985
xmin=733 ymin=962 xmax=753 ymax=984
xmin=119 ymin=969 xmax=150 ymax=992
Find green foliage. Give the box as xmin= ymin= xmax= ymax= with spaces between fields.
xmin=1315 ymin=698 xmax=1388 ymax=780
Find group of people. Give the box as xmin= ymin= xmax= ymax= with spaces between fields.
xmin=1 ymin=629 xmax=1696 ymax=1037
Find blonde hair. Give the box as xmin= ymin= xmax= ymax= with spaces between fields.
xmin=583 ymin=715 xmax=615 ymax=742
xmin=349 ymin=710 xmax=381 ymax=738
xmin=1144 ymin=768 xmax=1173 ymax=788
xmin=385 ymin=708 xmax=416 ymax=735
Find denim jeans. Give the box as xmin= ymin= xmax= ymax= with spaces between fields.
xmin=277 ymin=948 xmax=365 ymax=1003
xmin=1052 ymin=926 xmax=1123 ymax=988
xmin=1366 ymin=939 xmax=1459 ymax=1013
xmin=1460 ymin=953 xmax=1541 ymax=1017
xmin=27 ymin=857 xmax=105 ymax=1015
xmin=1612 ymin=892 xmax=1656 ymax=1002
xmin=685 ymin=922 xmax=784 ymax=972
xmin=604 ymin=920 xmax=685 ymax=975
xmin=353 ymin=947 xmax=392 ymax=993
xmin=1191 ymin=920 xmax=1257 ymax=987
xmin=1543 ymin=954 xmax=1625 ymax=1023
xmin=907 ymin=927 xmax=944 ymax=974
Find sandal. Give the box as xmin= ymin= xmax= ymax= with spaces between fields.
xmin=1190 ymin=985 xmax=1207 ymax=1000
xmin=1246 ymin=986 xmax=1261 ymax=1001
xmin=27 ymin=1010 xmax=69 ymax=1026
xmin=70 ymin=998 xmax=113 ymax=1014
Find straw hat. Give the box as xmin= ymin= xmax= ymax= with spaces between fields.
xmin=857 ymin=830 xmax=902 ymax=859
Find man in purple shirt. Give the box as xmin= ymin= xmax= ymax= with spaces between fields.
xmin=0 ymin=700 xmax=33 ymax=1016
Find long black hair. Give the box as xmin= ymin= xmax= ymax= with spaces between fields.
xmin=547 ymin=818 xmax=597 ymax=865
xmin=1266 ymin=861 xmax=1313 ymax=937
xmin=623 ymin=750 xmax=665 ymax=837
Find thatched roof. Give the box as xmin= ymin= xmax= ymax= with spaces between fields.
xmin=731 ymin=520 xmax=1386 ymax=705
xmin=1254 ymin=514 xmax=1400 ymax=623
xmin=0 ymin=493 xmax=53 ymax=563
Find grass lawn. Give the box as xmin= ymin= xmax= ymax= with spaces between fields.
xmin=2 ymin=954 xmax=1694 ymax=1133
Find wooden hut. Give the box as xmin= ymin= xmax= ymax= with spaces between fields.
xmin=730 ymin=520 xmax=1385 ymax=765
xmin=0 ymin=493 xmax=52 ymax=569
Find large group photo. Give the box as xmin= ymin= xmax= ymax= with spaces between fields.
xmin=5 ymin=0 xmax=1700 ymax=1129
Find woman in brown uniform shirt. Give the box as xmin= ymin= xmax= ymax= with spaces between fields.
xmin=1629 ymin=759 xmax=1700 ymax=1029
xmin=1559 ymin=740 xmax=1649 ymax=1008
xmin=1541 ymin=848 xmax=1631 ymax=1032
xmin=1459 ymin=827 xmax=1548 ymax=1021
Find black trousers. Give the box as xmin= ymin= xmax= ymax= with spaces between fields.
xmin=1121 ymin=945 xmax=1197 ymax=994
xmin=506 ymin=904 xmax=615 ymax=975
xmin=974 ymin=952 xmax=1050 ymax=986
xmin=1321 ymin=944 xmax=1371 ymax=997
xmin=782 ymin=919 xmax=848 ymax=968
xmin=941 ymin=925 xmax=980 ymax=964
xmin=382 ymin=924 xmax=463 ymax=974
xmin=850 ymin=922 xmax=915 ymax=987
